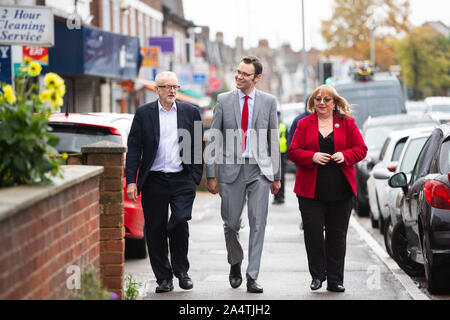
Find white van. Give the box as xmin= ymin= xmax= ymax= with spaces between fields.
xmin=334 ymin=72 xmax=406 ymax=128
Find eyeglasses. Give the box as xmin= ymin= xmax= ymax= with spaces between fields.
xmin=235 ymin=70 xmax=254 ymax=78
xmin=314 ymin=96 xmax=333 ymax=103
xmin=158 ymin=85 xmax=180 ymax=90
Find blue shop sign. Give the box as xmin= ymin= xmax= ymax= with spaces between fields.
xmin=0 ymin=45 xmax=12 ymax=84
xmin=193 ymin=73 xmax=206 ymax=85
xmin=44 ymin=21 xmax=141 ymax=80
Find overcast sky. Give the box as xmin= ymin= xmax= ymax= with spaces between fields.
xmin=183 ymin=0 xmax=450 ymax=51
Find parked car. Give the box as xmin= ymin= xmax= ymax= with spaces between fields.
xmin=48 ymin=112 xmax=147 ymax=259
xmin=427 ymin=112 xmax=450 ymax=124
xmin=367 ymin=127 xmax=435 ymax=231
xmin=405 ymin=100 xmax=427 ymax=114
xmin=377 ymin=131 xmax=433 ymax=258
xmin=389 ymin=124 xmax=450 ymax=293
xmin=424 ymin=96 xmax=450 ymax=113
xmin=354 ymin=113 xmax=440 ymax=216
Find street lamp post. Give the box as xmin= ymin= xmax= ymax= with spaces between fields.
xmin=301 ymin=0 xmax=307 ymax=98
xmin=370 ymin=26 xmax=376 ymax=67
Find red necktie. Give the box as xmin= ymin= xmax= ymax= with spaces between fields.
xmin=241 ymin=95 xmax=249 ymax=152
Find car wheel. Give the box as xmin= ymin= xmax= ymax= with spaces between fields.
xmin=379 ymin=215 xmax=385 ymax=235
xmin=423 ymin=236 xmax=450 ymax=294
xmin=125 ymin=236 xmax=148 ymax=259
xmin=354 ymin=197 xmax=370 ymax=217
xmin=391 ymin=220 xmax=424 ymax=277
xmin=383 ymin=216 xmax=394 ymax=259
xmin=369 ymin=209 xmax=379 ymax=228
xmin=376 ymin=193 xmax=385 ymax=234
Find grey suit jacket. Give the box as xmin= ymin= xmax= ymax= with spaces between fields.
xmin=205 ymin=89 xmax=281 ymax=183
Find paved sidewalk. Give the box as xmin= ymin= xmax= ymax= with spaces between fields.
xmin=125 ymin=174 xmax=427 ymax=300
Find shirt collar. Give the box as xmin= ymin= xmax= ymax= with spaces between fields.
xmin=238 ymin=89 xmax=256 ymax=100
xmin=158 ymin=100 xmax=177 ymax=112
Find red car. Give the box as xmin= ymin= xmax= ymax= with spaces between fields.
xmin=49 ymin=112 xmax=147 ymax=259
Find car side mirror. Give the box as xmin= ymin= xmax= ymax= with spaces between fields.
xmin=388 ymin=172 xmax=408 ymax=193
xmin=373 ymin=168 xmax=392 ymax=180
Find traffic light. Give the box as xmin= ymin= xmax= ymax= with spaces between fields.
xmin=319 ymin=62 xmax=333 ymax=84
xmin=323 ymin=62 xmax=332 ymax=84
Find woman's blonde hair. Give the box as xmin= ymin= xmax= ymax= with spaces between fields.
xmin=306 ymin=85 xmax=353 ymax=118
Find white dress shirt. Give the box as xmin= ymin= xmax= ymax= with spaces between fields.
xmin=239 ymin=89 xmax=256 ymax=158
xmin=150 ymin=100 xmax=183 ymax=172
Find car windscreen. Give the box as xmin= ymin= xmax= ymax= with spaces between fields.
xmin=50 ymin=124 xmax=123 ymax=153
xmin=439 ymin=139 xmax=450 ymax=174
xmin=431 ymin=105 xmax=450 ymax=113
xmin=364 ymin=121 xmax=436 ymax=152
xmin=399 ymin=136 xmax=428 ymax=173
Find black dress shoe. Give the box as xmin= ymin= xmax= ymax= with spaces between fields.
xmin=310 ymin=279 xmax=322 ymax=290
xmin=229 ymin=263 xmax=242 ymax=289
xmin=155 ymin=279 xmax=174 ymax=293
xmin=327 ymin=283 xmax=345 ymax=292
xmin=247 ymin=278 xmax=263 ymax=293
xmin=175 ymin=272 xmax=193 ymax=290
xmin=272 ymin=198 xmax=285 ymax=205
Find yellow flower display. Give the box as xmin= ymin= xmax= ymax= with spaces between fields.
xmin=44 ymin=72 xmax=64 ymax=89
xmin=49 ymin=90 xmax=63 ymax=107
xmin=27 ymin=61 xmax=42 ymax=77
xmin=0 ymin=60 xmax=67 ymax=186
xmin=39 ymin=89 xmax=52 ymax=102
xmin=41 ymin=72 xmax=65 ymax=108
xmin=3 ymin=84 xmax=16 ymax=104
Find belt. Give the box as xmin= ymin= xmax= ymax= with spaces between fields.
xmin=149 ymin=171 xmax=186 ymax=178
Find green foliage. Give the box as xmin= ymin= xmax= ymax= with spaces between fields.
xmin=321 ymin=0 xmax=411 ymax=67
xmin=124 ymin=274 xmax=142 ymax=300
xmin=72 ymin=265 xmax=118 ymax=300
xmin=0 ymin=62 xmax=65 ymax=187
xmin=395 ymin=26 xmax=450 ymax=98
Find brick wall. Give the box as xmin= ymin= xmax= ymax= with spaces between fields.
xmin=0 ymin=166 xmax=103 ymax=300
xmin=81 ymin=141 xmax=127 ymax=299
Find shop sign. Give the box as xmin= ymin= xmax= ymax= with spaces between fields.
xmin=141 ymin=46 xmax=159 ymax=67
xmin=0 ymin=6 xmax=54 ymax=46
xmin=149 ymin=36 xmax=174 ymax=53
xmin=0 ymin=45 xmax=12 ymax=84
xmin=23 ymin=45 xmax=48 ymax=65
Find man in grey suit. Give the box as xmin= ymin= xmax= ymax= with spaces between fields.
xmin=206 ymin=56 xmax=281 ymax=293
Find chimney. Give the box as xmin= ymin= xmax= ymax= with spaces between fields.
xmin=216 ymin=32 xmax=224 ymax=43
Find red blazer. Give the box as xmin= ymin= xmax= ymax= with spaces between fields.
xmin=288 ymin=113 xmax=368 ymax=199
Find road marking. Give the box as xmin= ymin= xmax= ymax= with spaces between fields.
xmin=349 ymin=216 xmax=430 ymax=300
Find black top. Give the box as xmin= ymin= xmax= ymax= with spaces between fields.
xmin=315 ymin=132 xmax=353 ymax=201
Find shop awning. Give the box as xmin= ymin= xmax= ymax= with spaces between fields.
xmin=44 ymin=21 xmax=141 ymax=80
xmin=143 ymin=83 xmax=201 ymax=106
xmin=180 ymin=89 xmax=204 ymax=99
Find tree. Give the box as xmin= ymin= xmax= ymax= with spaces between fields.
xmin=396 ymin=26 xmax=450 ymax=98
xmin=321 ymin=0 xmax=411 ymax=69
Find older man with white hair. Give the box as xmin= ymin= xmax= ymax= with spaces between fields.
xmin=126 ymin=71 xmax=204 ymax=293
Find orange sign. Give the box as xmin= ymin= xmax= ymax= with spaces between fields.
xmin=141 ymin=46 xmax=159 ymax=68
xmin=23 ymin=46 xmax=48 ymax=65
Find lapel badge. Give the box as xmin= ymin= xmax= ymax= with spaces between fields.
xmin=335 ymin=124 xmax=340 ymax=129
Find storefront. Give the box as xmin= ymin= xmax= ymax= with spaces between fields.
xmin=43 ymin=21 xmax=141 ymax=114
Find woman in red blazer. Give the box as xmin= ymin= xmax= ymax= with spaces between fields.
xmin=288 ymin=85 xmax=367 ymax=292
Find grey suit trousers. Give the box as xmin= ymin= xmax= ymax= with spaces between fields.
xmin=219 ymin=160 xmax=271 ymax=280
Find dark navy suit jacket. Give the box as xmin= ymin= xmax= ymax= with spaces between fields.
xmin=125 ymin=100 xmax=204 ymax=194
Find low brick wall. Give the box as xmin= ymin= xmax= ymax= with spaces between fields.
xmin=81 ymin=141 xmax=127 ymax=299
xmin=0 ymin=165 xmax=103 ymax=300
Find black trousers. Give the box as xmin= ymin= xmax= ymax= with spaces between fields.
xmin=141 ymin=171 xmax=196 ymax=283
xmin=274 ymin=153 xmax=287 ymax=200
xmin=297 ymin=196 xmax=353 ymax=285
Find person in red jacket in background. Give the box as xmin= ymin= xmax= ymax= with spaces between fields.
xmin=288 ymin=85 xmax=367 ymax=293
